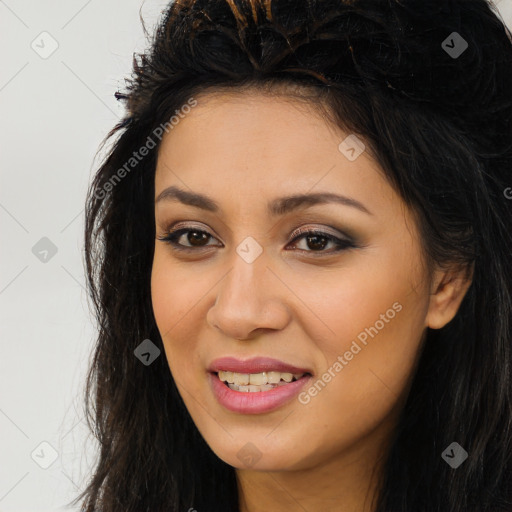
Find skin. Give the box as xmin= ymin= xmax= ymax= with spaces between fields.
xmin=151 ymin=89 xmax=472 ymax=512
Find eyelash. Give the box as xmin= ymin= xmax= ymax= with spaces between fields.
xmin=156 ymin=225 xmax=356 ymax=256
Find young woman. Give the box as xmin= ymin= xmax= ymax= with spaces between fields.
xmin=75 ymin=1 xmax=512 ymax=510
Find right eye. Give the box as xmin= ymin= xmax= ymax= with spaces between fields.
xmin=156 ymin=228 xmax=220 ymax=252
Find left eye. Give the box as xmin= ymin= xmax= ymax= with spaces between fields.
xmin=157 ymin=228 xmax=354 ymax=254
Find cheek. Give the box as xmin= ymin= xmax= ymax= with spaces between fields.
xmin=315 ymin=251 xmax=421 ymax=351
xmin=151 ymin=251 xmax=203 ymax=335
xmin=150 ymin=253 xmax=204 ymax=380
xmin=300 ymin=248 xmax=429 ymax=411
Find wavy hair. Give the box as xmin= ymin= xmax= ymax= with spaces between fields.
xmin=73 ymin=1 xmax=512 ymax=510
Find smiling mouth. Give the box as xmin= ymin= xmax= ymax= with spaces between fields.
xmin=214 ymin=370 xmax=312 ymax=392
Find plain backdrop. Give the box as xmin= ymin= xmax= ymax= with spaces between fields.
xmin=1 ymin=1 xmax=511 ymax=510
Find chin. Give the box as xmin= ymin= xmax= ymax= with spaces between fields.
xmin=208 ymin=436 xmax=308 ymax=471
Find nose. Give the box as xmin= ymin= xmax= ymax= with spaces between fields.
xmin=206 ymin=249 xmax=291 ymax=340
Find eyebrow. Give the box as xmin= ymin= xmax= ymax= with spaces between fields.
xmin=155 ymin=185 xmax=373 ymax=216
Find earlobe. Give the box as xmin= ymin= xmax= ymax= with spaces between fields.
xmin=425 ymin=262 xmax=474 ymax=330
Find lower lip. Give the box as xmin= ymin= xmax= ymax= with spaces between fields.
xmin=208 ymin=372 xmax=313 ymax=414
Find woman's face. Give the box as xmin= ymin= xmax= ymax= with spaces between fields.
xmin=151 ymin=90 xmax=445 ymax=473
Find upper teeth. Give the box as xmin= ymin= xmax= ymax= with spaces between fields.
xmin=218 ymin=370 xmax=305 ymax=385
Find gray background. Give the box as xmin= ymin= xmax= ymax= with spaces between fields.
xmin=1 ymin=1 xmax=511 ymax=510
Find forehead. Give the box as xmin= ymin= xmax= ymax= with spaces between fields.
xmin=155 ymin=88 xmax=378 ymax=180
xmin=154 ymin=88 xmax=400 ymax=222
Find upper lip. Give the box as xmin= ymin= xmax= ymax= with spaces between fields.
xmin=208 ymin=356 xmax=313 ymax=375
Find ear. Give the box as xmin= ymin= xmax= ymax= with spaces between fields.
xmin=425 ymin=262 xmax=474 ymax=330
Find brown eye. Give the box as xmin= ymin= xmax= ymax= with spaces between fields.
xmin=287 ymin=230 xmax=355 ymax=254
xmin=157 ymin=228 xmax=218 ymax=249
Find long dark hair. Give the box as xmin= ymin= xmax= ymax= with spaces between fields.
xmin=73 ymin=1 xmax=512 ymax=510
